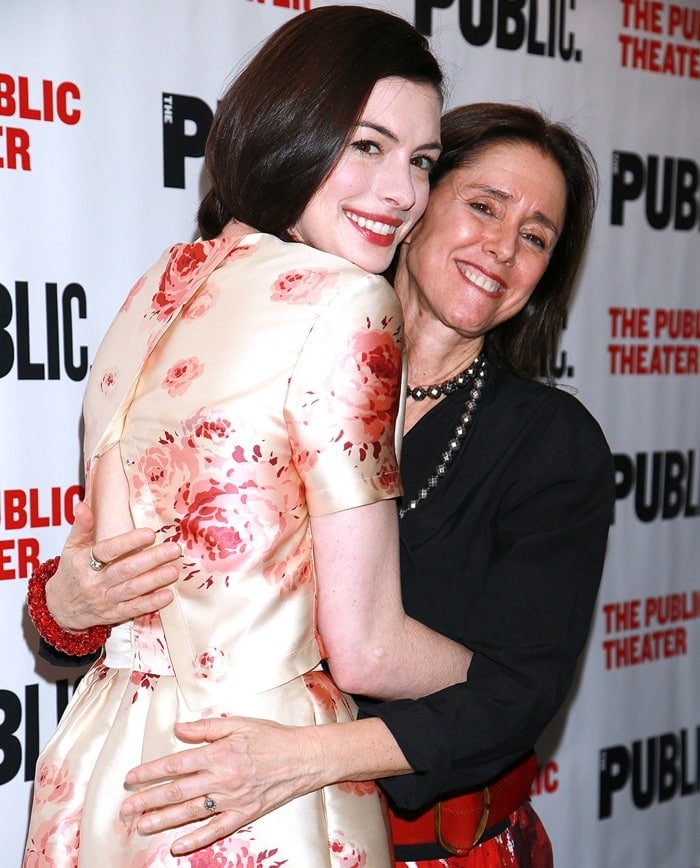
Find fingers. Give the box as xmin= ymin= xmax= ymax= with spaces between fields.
xmin=124 ymin=770 xmax=214 ymax=816
xmin=101 ymin=582 xmax=176 ymax=625
xmin=66 ymin=501 xmax=96 ymax=546
xmin=173 ymin=717 xmax=238 ymax=743
xmin=122 ymin=725 xmax=241 ymax=816
xmin=171 ymin=814 xmax=244 ymax=856
xmin=48 ymin=508 xmax=183 ymax=629
xmin=66 ymin=501 xmax=177 ymax=582
xmin=125 ymin=741 xmax=211 ymax=790
xmin=120 ymin=718 xmax=300 ymax=854
xmin=89 ymin=527 xmax=159 ymax=568
xmin=88 ymin=531 xmax=182 ymax=621
xmin=102 ymin=543 xmax=181 ymax=592
xmin=123 ymin=773 xmax=251 ymax=856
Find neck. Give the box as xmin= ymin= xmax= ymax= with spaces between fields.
xmin=394 ymin=261 xmax=484 ymax=388
xmin=403 ymin=317 xmax=485 ymax=388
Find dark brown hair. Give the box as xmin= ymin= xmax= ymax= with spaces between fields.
xmin=197 ymin=6 xmax=443 ymax=241
xmin=433 ymin=103 xmax=598 ymax=382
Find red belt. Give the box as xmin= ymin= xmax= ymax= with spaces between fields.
xmin=389 ymin=751 xmax=537 ymax=857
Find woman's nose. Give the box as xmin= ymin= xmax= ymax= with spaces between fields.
xmin=483 ymin=225 xmax=517 ymax=266
xmin=378 ymin=159 xmax=417 ymax=211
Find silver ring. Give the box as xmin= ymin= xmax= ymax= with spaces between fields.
xmin=89 ymin=548 xmax=106 ymax=572
xmin=203 ymin=795 xmax=217 ymax=813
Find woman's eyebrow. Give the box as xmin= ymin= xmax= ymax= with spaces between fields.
xmin=356 ymin=120 xmax=441 ymax=152
xmin=471 ymin=184 xmax=561 ymax=234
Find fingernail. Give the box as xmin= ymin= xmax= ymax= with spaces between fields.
xmin=139 ymin=817 xmax=157 ymax=833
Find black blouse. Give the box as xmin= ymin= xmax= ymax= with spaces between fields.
xmin=358 ymin=353 xmax=615 ymax=811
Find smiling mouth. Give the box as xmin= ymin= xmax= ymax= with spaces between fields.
xmin=458 ymin=264 xmax=505 ymax=294
xmin=345 ymin=211 xmax=401 ymax=244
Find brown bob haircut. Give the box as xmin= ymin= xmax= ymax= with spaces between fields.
xmin=197 ymin=6 xmax=443 ymax=242
xmin=433 ymin=103 xmax=598 ymax=383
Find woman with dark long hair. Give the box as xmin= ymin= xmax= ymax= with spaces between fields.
xmin=23 ymin=9 xmax=480 ymax=866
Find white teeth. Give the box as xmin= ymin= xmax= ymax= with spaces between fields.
xmin=346 ymin=212 xmax=397 ymax=236
xmin=459 ymin=264 xmax=502 ymax=294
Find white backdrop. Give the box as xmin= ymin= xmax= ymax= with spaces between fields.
xmin=2 ymin=1 xmax=699 ymax=865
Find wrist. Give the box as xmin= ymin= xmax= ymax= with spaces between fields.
xmin=27 ymin=557 xmax=111 ymax=656
xmin=43 ymin=570 xmax=72 ymax=630
xmin=314 ymin=718 xmax=411 ymax=785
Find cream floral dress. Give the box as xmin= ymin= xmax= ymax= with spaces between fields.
xmin=24 ymin=222 xmax=405 ymax=867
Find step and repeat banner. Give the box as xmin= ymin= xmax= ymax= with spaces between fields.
xmin=1 ymin=1 xmax=698 ymax=865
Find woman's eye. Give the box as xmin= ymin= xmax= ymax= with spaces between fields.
xmin=411 ymin=154 xmax=436 ymax=171
xmin=469 ymin=201 xmax=493 ymax=216
xmin=352 ymin=139 xmax=380 ymax=155
xmin=522 ymin=231 xmax=546 ymax=250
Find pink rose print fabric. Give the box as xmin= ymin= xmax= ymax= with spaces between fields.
xmin=132 ymin=828 xmax=287 ymax=868
xmin=24 ymin=758 xmax=81 ymax=867
xmin=130 ymin=409 xmax=305 ymax=591
xmin=329 ymin=835 xmax=368 ymax=868
xmin=332 ymin=328 xmax=402 ymax=455
xmin=150 ymin=240 xmax=217 ymax=321
xmin=337 ymin=780 xmax=379 ymax=797
xmin=270 ymin=267 xmax=339 ymax=304
xmin=100 ymin=369 xmax=118 ymax=394
xmin=26 ymin=227 xmax=397 ymax=866
xmin=162 ymin=357 xmax=205 ymax=396
xmin=182 ymin=284 xmax=219 ymax=320
xmin=119 ymin=273 xmax=147 ymax=314
xmin=286 ymin=306 xmax=403 ymax=509
xmin=193 ymin=646 xmax=227 ymax=681
xmin=289 ymin=326 xmax=401 ymax=474
xmin=32 ymin=759 xmax=75 ymax=808
xmin=24 ymin=811 xmax=82 ymax=868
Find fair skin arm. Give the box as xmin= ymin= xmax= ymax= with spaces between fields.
xmin=312 ymin=500 xmax=471 ymax=698
xmin=122 ymin=716 xmax=410 ymax=855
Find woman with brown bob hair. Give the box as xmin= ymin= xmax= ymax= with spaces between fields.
xmin=198 ymin=5 xmax=444 ymax=242
xmin=123 ymin=103 xmax=614 ymax=868
xmin=24 ymin=7 xmax=488 ymax=866
xmin=415 ymin=102 xmax=598 ymax=382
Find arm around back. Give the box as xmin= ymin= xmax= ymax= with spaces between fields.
xmin=311 ymin=499 xmax=472 ymax=700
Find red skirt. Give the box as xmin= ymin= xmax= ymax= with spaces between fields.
xmin=395 ymin=802 xmax=553 ymax=868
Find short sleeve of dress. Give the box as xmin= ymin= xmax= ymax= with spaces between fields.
xmin=285 ymin=272 xmax=405 ymax=516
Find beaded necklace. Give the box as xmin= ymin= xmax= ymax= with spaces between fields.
xmin=406 ymin=356 xmax=482 ymax=401
xmin=399 ymin=355 xmax=487 ymax=519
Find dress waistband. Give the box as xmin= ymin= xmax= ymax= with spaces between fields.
xmin=103 ymin=620 xmax=175 ymax=676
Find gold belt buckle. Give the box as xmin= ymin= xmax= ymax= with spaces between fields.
xmin=434 ymin=785 xmax=491 ymax=855
xmin=471 ymin=785 xmax=492 ymax=847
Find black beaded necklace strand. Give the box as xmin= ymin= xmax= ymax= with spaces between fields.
xmin=406 ymin=356 xmax=482 ymax=401
xmin=399 ymin=354 xmax=487 ymax=519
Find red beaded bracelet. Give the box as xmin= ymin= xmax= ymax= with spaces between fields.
xmin=27 ymin=557 xmax=111 ymax=656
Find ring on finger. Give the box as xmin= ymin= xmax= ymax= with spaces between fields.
xmin=89 ymin=548 xmax=107 ymax=572
xmin=203 ymin=795 xmax=217 ymax=813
